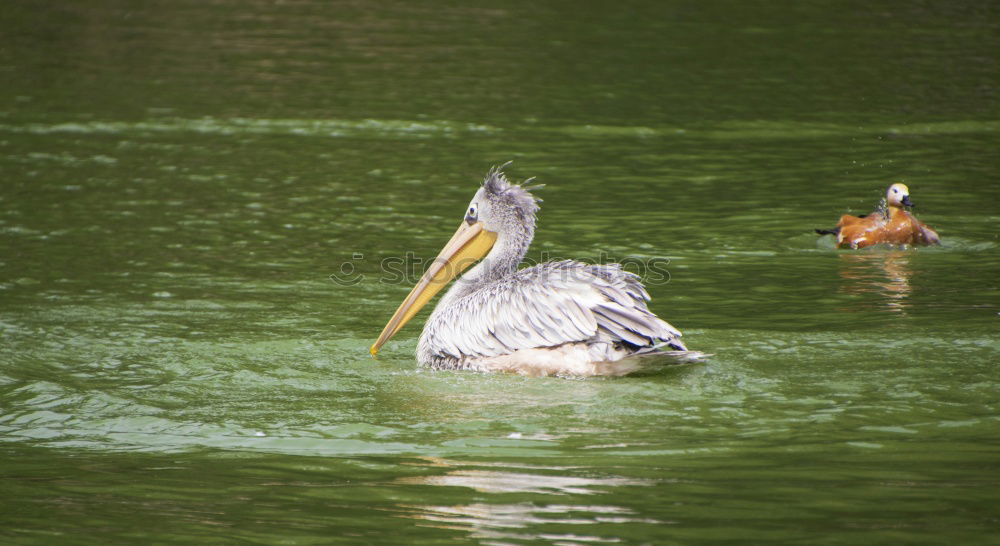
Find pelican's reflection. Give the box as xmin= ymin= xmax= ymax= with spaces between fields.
xmin=837 ymin=251 xmax=913 ymax=314
xmin=393 ymin=458 xmax=659 ymax=542
xmin=398 ymin=468 xmax=645 ymax=495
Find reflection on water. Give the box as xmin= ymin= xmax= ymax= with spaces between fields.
xmin=399 ymin=468 xmax=648 ymax=495
xmin=401 ymin=503 xmax=661 ymax=543
xmin=837 ymin=251 xmax=913 ymax=314
xmin=395 ymin=458 xmax=658 ymax=542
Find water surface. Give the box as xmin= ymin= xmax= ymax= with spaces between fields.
xmin=2 ymin=1 xmax=999 ymax=543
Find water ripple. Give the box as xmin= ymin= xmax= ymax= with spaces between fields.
xmin=1 ymin=118 xmax=996 ymax=141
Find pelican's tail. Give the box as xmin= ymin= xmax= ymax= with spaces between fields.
xmin=595 ymin=348 xmax=709 ymax=376
xmin=815 ymin=227 xmax=840 ymax=236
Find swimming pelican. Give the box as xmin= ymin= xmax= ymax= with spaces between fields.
xmin=816 ymin=183 xmax=940 ymax=249
xmin=369 ymin=165 xmax=694 ymax=377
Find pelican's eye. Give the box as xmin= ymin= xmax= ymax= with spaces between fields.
xmin=465 ymin=204 xmax=478 ymax=224
xmin=893 ymin=188 xmax=899 ymax=193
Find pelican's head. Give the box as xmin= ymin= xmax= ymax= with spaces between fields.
xmin=464 ymin=165 xmax=540 ymax=238
xmin=887 ymin=183 xmax=913 ymax=207
xmin=369 ymin=165 xmax=540 ymax=356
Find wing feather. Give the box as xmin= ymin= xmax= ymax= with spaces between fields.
xmin=422 ymin=260 xmax=684 ymax=360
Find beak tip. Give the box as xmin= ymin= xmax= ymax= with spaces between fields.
xmin=369 ymin=345 xmax=379 ymax=357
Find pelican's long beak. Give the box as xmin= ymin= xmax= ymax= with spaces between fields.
xmin=370 ymin=221 xmax=497 ymax=356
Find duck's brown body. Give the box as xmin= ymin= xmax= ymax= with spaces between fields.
xmin=832 ymin=207 xmax=940 ymax=249
xmin=817 ymin=183 xmax=940 ymax=249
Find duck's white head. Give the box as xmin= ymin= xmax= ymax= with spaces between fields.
xmin=886 ymin=183 xmax=913 ymax=207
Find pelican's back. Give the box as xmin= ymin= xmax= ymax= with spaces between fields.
xmin=418 ymin=260 xmax=685 ymax=371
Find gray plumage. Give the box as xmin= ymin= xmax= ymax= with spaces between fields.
xmin=414 ymin=166 xmax=689 ymax=375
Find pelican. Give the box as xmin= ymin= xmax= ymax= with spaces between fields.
xmin=369 ymin=165 xmax=695 ymax=377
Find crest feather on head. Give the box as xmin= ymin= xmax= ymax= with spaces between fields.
xmin=481 ymin=163 xmax=542 ymax=220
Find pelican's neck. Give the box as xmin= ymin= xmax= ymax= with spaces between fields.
xmin=434 ymin=222 xmax=534 ymax=311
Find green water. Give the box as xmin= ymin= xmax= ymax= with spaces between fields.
xmin=2 ymin=1 xmax=999 ymax=543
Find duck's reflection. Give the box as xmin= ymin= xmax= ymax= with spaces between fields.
xmin=837 ymin=251 xmax=913 ymax=314
xmin=393 ymin=458 xmax=660 ymax=542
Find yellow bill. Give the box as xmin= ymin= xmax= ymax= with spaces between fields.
xmin=370 ymin=220 xmax=497 ymax=356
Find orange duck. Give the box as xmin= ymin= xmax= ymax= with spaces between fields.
xmin=816 ymin=183 xmax=940 ymax=249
